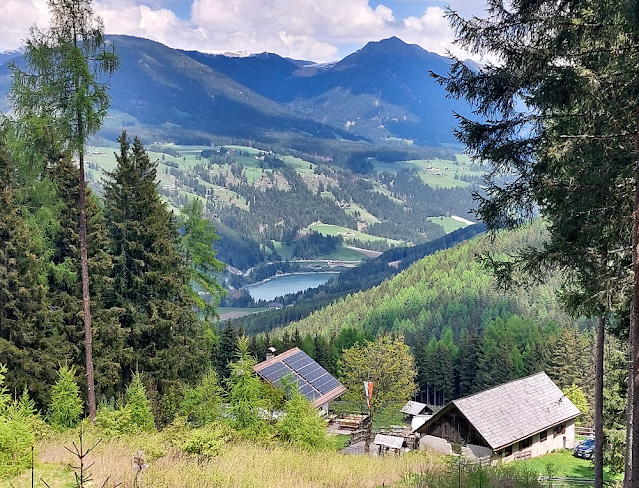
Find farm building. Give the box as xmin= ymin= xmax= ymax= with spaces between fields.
xmin=414 ymin=372 xmax=580 ymax=463
xmin=253 ymin=347 xmax=346 ymax=414
xmin=401 ymin=401 xmax=434 ymax=431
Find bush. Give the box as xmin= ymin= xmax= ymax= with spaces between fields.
xmin=276 ymin=390 xmax=331 ymax=451
xmin=178 ymin=369 xmax=223 ymax=427
xmin=0 ymin=365 xmax=37 ymax=479
xmin=163 ymin=417 xmax=233 ymax=458
xmin=126 ymin=373 xmax=155 ymax=432
xmin=95 ymin=374 xmax=156 ymax=437
xmin=48 ymin=366 xmax=83 ymax=430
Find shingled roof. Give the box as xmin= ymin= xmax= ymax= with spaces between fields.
xmin=415 ymin=372 xmax=580 ymax=450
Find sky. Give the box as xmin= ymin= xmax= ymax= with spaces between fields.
xmin=0 ymin=0 xmax=489 ymax=63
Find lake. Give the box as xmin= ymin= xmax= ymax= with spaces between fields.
xmin=245 ymin=272 xmax=339 ymax=302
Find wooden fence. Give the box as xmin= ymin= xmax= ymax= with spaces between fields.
xmin=575 ymin=427 xmax=595 ymax=437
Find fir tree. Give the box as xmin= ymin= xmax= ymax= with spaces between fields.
xmin=103 ymin=133 xmax=208 ymax=391
xmin=216 ymin=321 xmax=239 ymax=379
xmin=0 ymin=135 xmax=54 ymax=408
xmin=48 ymin=366 xmax=83 ymax=429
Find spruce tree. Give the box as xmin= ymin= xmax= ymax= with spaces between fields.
xmin=216 ymin=321 xmax=239 ymax=379
xmin=103 ymin=133 xmax=207 ymax=391
xmin=0 ymin=134 xmax=54 ymax=407
xmin=436 ymin=2 xmax=639 ymax=484
xmin=48 ymin=366 xmax=83 ymax=429
xmin=47 ymin=157 xmax=123 ymax=398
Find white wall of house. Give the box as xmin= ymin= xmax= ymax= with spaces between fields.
xmin=493 ymin=419 xmax=577 ymax=463
xmin=419 ymin=419 xmax=576 ymax=464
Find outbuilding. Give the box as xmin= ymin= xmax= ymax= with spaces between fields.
xmin=414 ymin=372 xmax=580 ymax=464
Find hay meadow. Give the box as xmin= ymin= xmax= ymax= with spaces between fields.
xmin=6 ymin=431 xmax=443 ymax=488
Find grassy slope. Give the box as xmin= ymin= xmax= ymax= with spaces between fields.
xmin=9 ymin=434 xmax=442 ymax=488
xmin=427 ymin=216 xmax=469 ymax=233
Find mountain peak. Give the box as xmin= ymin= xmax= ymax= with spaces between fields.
xmin=358 ymin=36 xmax=418 ymax=56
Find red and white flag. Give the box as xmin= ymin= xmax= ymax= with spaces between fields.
xmin=364 ymin=381 xmax=374 ymax=409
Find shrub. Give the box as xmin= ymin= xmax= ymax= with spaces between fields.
xmin=126 ymin=373 xmax=155 ymax=432
xmin=95 ymin=374 xmax=156 ymax=437
xmin=95 ymin=400 xmax=134 ymax=437
xmin=276 ymin=390 xmax=331 ymax=451
xmin=48 ymin=366 xmax=83 ymax=430
xmin=0 ymin=365 xmax=36 ymax=479
xmin=179 ymin=369 xmax=224 ymax=427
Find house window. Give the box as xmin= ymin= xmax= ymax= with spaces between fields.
xmin=540 ymin=430 xmax=548 ymax=442
xmin=521 ymin=436 xmax=532 ymax=449
xmin=505 ymin=444 xmax=512 ymax=456
xmin=553 ymin=424 xmax=566 ymax=437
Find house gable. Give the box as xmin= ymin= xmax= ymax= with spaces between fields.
xmin=418 ymin=404 xmax=491 ymax=449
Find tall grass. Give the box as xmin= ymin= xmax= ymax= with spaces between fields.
xmin=9 ymin=432 xmax=443 ymax=488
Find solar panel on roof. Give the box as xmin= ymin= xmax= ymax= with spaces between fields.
xmin=316 ymin=377 xmax=341 ymax=394
xmin=300 ymin=384 xmax=319 ymax=399
xmin=255 ymin=349 xmax=344 ymax=403
xmin=283 ymin=352 xmax=312 ymax=370
xmin=260 ymin=362 xmax=291 ymax=382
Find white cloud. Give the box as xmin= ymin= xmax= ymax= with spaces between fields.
xmin=1 ymin=0 xmax=482 ymax=63
xmin=188 ymin=0 xmax=396 ymax=60
xmin=0 ymin=0 xmax=48 ymax=51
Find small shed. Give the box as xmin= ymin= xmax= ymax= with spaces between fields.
xmin=374 ymin=434 xmax=405 ymax=455
xmin=401 ymin=401 xmax=434 ymax=431
xmin=401 ymin=401 xmax=433 ymax=417
xmin=414 ymin=372 xmax=580 ymax=464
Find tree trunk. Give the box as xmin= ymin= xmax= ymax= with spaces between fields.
xmin=595 ymin=315 xmax=604 ymax=488
xmin=78 ymin=144 xmax=96 ymax=422
xmin=626 ymin=303 xmax=634 ymax=488
xmin=630 ymin=121 xmax=639 ymax=486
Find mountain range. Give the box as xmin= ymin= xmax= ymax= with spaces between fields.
xmin=0 ymin=36 xmax=473 ymax=151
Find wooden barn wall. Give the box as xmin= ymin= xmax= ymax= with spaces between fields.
xmin=422 ymin=408 xmax=489 ymax=449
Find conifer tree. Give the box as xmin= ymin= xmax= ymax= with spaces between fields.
xmin=0 ymin=133 xmax=54 ymax=407
xmin=9 ymin=0 xmax=120 ymax=421
xmin=457 ymin=329 xmax=480 ymax=397
xmin=126 ymin=372 xmax=155 ymax=432
xmin=436 ymin=2 xmax=639 ymax=484
xmin=217 ymin=321 xmax=239 ymax=379
xmin=48 ymin=366 xmax=83 ymax=429
xmin=47 ymin=157 xmax=123 ymax=398
xmin=103 ymin=133 xmax=207 ymax=390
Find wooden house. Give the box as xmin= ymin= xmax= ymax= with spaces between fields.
xmin=414 ymin=372 xmax=580 ymax=463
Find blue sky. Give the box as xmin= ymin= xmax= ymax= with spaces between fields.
xmin=1 ymin=0 xmax=488 ymax=62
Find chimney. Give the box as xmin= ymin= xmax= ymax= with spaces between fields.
xmin=266 ymin=346 xmax=276 ymax=361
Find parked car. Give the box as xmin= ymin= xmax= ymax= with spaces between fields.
xmin=573 ymin=438 xmax=595 ymax=459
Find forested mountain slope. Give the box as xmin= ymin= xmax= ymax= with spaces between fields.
xmin=276 ymin=220 xmax=583 ymax=341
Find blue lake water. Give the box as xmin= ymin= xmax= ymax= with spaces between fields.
xmin=246 ymin=272 xmax=340 ymax=302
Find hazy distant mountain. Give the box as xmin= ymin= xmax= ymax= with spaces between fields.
xmin=104 ymin=35 xmax=359 ymax=142
xmin=1 ymin=36 xmax=472 ymax=146
xmin=0 ymin=50 xmax=20 ymax=66
xmin=182 ymin=37 xmax=472 ymax=145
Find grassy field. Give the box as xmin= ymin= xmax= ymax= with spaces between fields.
xmin=7 ymin=433 xmax=443 ymax=488
xmin=427 ymin=216 xmax=470 ymax=233
xmin=517 ymin=449 xmax=621 ymax=482
xmin=304 ymin=223 xmax=404 ymax=247
xmin=372 ymin=157 xmax=485 ymax=189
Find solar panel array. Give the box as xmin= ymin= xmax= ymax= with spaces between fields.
xmin=256 ymin=349 xmax=343 ymax=402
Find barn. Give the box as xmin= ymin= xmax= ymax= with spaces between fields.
xmin=414 ymin=372 xmax=580 ymax=463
